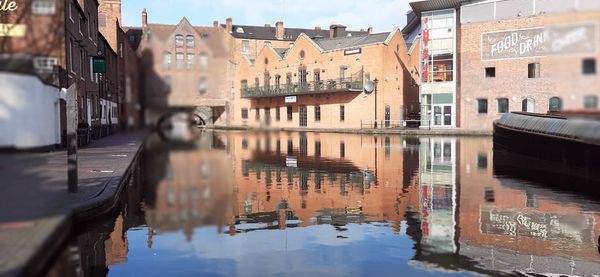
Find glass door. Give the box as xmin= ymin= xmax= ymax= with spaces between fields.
xmin=432 ymin=105 xmax=452 ymax=127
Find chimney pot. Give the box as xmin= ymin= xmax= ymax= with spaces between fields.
xmin=367 ymin=26 xmax=373 ymax=34
xmin=275 ymin=21 xmax=284 ymax=40
xmin=226 ymin=17 xmax=233 ymax=33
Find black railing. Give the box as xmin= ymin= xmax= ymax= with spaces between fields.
xmin=241 ymin=76 xmax=363 ymax=98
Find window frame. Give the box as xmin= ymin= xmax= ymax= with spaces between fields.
xmin=583 ymin=58 xmax=596 ymax=75
xmin=477 ymin=98 xmax=488 ymax=114
xmin=528 ymin=62 xmax=540 ymax=79
xmin=497 ymin=98 xmax=509 ymax=113
xmin=485 ymin=67 xmax=495 ymax=78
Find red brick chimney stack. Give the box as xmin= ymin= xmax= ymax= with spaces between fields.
xmin=142 ymin=8 xmax=147 ymax=28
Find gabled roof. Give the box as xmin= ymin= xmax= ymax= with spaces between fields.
xmin=223 ymin=24 xmax=368 ymax=41
xmin=313 ymin=32 xmax=391 ymax=52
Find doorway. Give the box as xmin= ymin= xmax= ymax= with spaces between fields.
xmin=264 ymin=107 xmax=271 ymax=126
xmin=432 ymin=105 xmax=452 ymax=127
xmin=299 ymin=106 xmax=307 ymax=127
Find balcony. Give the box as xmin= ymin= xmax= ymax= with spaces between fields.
xmin=241 ymin=76 xmax=364 ymax=99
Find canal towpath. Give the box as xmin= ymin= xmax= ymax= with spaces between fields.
xmin=0 ymin=131 xmax=146 ymax=277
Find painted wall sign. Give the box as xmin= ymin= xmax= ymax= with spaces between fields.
xmin=343 ymin=48 xmax=361 ymax=56
xmin=421 ymin=17 xmax=430 ymax=82
xmin=284 ymin=96 xmax=296 ymax=103
xmin=0 ymin=23 xmax=26 ymax=37
xmin=285 ymin=157 xmax=297 ymax=167
xmin=481 ymin=23 xmax=597 ymax=60
xmin=479 ymin=208 xmax=594 ymax=246
xmin=0 ymin=0 xmax=18 ymax=12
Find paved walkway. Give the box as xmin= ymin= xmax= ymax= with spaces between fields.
xmin=0 ymin=131 xmax=146 ymax=277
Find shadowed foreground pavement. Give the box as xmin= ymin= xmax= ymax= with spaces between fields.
xmin=0 ymin=131 xmax=146 ymax=277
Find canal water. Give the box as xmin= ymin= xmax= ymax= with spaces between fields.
xmin=47 ymin=130 xmax=600 ymax=276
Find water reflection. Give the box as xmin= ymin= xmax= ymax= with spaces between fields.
xmin=49 ymin=131 xmax=600 ymax=276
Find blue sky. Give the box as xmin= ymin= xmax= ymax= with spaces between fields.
xmin=122 ymin=0 xmax=412 ymax=33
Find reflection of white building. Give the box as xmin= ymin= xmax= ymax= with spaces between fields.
xmin=418 ymin=137 xmax=457 ymax=253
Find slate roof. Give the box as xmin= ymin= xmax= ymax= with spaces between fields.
xmin=224 ymin=24 xmax=368 ymax=41
xmin=273 ymin=48 xmax=289 ymax=57
xmin=313 ymin=32 xmax=391 ymax=51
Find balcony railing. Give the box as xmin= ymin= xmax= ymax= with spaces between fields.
xmin=241 ymin=76 xmax=364 ymax=98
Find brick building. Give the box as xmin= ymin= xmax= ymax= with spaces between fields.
xmin=125 ymin=10 xmax=230 ymax=127
xmin=229 ymin=21 xmax=419 ymax=129
xmin=404 ymin=0 xmax=600 ymax=131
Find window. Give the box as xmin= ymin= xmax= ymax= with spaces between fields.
xmin=477 ymin=98 xmax=488 ymax=114
xmin=314 ymin=70 xmax=320 ymax=83
xmin=119 ymin=43 xmax=123 ymax=58
xmin=254 ymin=78 xmax=259 ymax=89
xmin=199 ymin=53 xmax=208 ymax=70
xmin=339 ymin=105 xmax=345 ymax=121
xmin=129 ymin=35 xmax=135 ymax=43
xmin=264 ymin=58 xmax=269 ymax=65
xmin=298 ymin=68 xmax=307 ymax=85
xmin=255 ymin=108 xmax=260 ymax=120
xmin=32 ymin=1 xmax=56 ymax=15
xmin=274 ymin=75 xmax=281 ymax=89
xmin=176 ymin=52 xmax=184 ymax=69
xmin=199 ymin=77 xmax=207 ymax=94
xmin=497 ymin=98 xmax=509 ymax=113
xmin=163 ymin=52 xmax=171 ymax=69
xmin=264 ymin=72 xmax=270 ymax=88
xmin=187 ymin=53 xmax=194 ymax=69
xmin=583 ymin=58 xmax=596 ymax=75
xmin=485 ymin=67 xmax=495 ymax=78
xmin=240 ymin=80 xmax=248 ymax=90
xmin=314 ymin=141 xmax=321 ymax=157
xmin=88 ymin=57 xmax=98 ymax=82
xmin=33 ymin=57 xmax=58 ymax=71
xmin=299 ymin=50 xmax=305 ymax=59
xmin=175 ymin=35 xmax=184 ymax=47
xmin=287 ymin=106 xmax=292 ymax=121
xmin=522 ymin=98 xmax=534 ymax=112
xmin=584 ymin=95 xmax=598 ymax=109
xmin=241 ymin=108 xmax=248 ymax=119
xmin=68 ymin=1 xmax=73 ymax=21
xmin=528 ymin=63 xmax=540 ymax=78
xmin=477 ymin=153 xmax=487 ymax=169
xmin=286 ymin=73 xmax=292 ymax=88
xmin=80 ymin=48 xmax=85 ymax=79
xmin=69 ymin=40 xmax=74 ymax=72
xmin=186 ymin=35 xmax=194 ymax=48
xmin=87 ymin=13 xmax=91 ymax=39
xmin=314 ymin=106 xmax=320 ymax=121
xmin=549 ymin=97 xmax=562 ymax=112
xmin=339 ymin=66 xmax=347 ymax=80
xmin=241 ymin=40 xmax=249 ymax=53
xmin=340 ymin=142 xmax=345 ymax=158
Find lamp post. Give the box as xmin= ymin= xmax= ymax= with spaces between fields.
xmin=373 ymin=78 xmax=379 ymax=129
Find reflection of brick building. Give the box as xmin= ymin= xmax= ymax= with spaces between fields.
xmin=456 ymin=137 xmax=600 ymax=264
xmin=404 ymin=0 xmax=600 ymax=130
xmin=228 ymin=131 xmax=421 ymax=232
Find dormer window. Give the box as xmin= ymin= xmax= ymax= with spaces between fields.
xmin=236 ymin=27 xmax=244 ymax=33
xmin=175 ymin=34 xmax=184 ymax=47
xmin=186 ymin=35 xmax=194 ymax=48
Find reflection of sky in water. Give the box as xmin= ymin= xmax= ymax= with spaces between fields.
xmin=109 ymin=223 xmax=476 ymax=277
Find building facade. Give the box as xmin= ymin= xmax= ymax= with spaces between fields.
xmin=404 ymin=0 xmax=600 ymax=131
xmin=230 ymin=23 xmax=419 ymax=129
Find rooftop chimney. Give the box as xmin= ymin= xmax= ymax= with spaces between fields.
xmin=213 ymin=20 xmax=219 ymax=28
xmin=275 ymin=21 xmax=284 ymax=40
xmin=264 ymin=23 xmax=271 ymax=27
xmin=226 ymin=17 xmax=233 ymax=33
xmin=315 ymin=25 xmax=321 ymax=32
xmin=142 ymin=8 xmax=148 ymax=28
xmin=367 ymin=26 xmax=373 ymax=35
xmin=329 ymin=24 xmax=347 ymax=38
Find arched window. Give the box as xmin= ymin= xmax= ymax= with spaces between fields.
xmin=186 ymin=35 xmax=194 ymax=48
xmin=299 ymin=50 xmax=305 ymax=59
xmin=175 ymin=34 xmax=184 ymax=47
xmin=521 ymin=98 xmax=535 ymax=112
xmin=549 ymin=97 xmax=562 ymax=112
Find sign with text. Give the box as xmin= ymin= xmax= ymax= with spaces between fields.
xmin=479 ymin=207 xmax=594 ymax=247
xmin=0 ymin=23 xmax=25 ymax=37
xmin=92 ymin=57 xmax=106 ymax=73
xmin=284 ymin=96 xmax=296 ymax=103
xmin=481 ymin=23 xmax=597 ymax=60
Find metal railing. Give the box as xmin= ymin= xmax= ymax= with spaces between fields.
xmin=241 ymin=76 xmax=363 ymax=98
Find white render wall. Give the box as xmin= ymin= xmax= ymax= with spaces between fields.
xmin=0 ymin=73 xmax=63 ymax=149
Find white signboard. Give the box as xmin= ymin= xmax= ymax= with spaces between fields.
xmin=285 ymin=96 xmax=297 ymax=103
xmin=286 ymin=157 xmax=297 ymax=167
